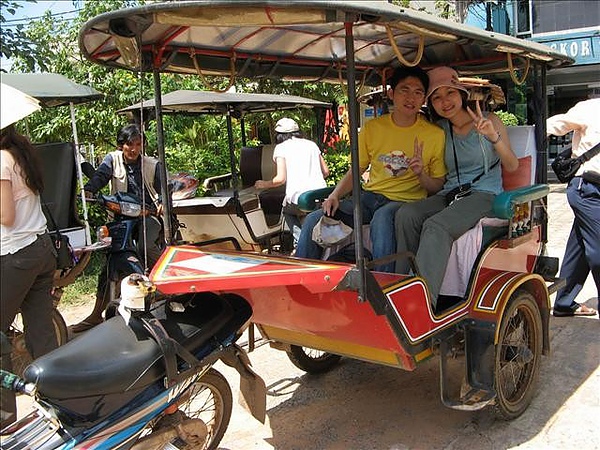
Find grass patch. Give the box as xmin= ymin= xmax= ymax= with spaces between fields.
xmin=59 ymin=252 xmax=104 ymax=307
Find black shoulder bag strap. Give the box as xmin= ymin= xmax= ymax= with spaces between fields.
xmin=448 ymin=124 xmax=464 ymax=189
xmin=39 ymin=194 xmax=63 ymax=252
xmin=449 ymin=123 xmax=500 ymax=188
xmin=577 ymin=141 xmax=600 ymax=163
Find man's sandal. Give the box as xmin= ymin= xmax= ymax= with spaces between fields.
xmin=553 ymin=305 xmax=598 ymax=317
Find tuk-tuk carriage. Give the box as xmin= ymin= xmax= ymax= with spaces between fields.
xmin=79 ymin=0 xmax=573 ymax=419
xmin=119 ymin=90 xmax=332 ymax=253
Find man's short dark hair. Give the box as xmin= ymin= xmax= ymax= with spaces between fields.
xmin=388 ymin=66 xmax=429 ymax=93
xmin=117 ymin=123 xmax=143 ymax=147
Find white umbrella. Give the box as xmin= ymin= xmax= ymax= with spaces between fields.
xmin=1 ymin=82 xmax=41 ymax=130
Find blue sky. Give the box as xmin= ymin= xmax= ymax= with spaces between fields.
xmin=6 ymin=0 xmax=77 ymax=21
xmin=1 ymin=0 xmax=79 ymax=70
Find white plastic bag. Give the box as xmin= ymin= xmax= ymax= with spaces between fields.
xmin=312 ymin=216 xmax=353 ymax=248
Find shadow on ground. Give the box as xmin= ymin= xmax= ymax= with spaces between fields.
xmin=220 ymin=308 xmax=598 ymax=450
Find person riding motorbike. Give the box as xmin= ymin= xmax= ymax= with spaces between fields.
xmin=71 ymin=123 xmax=165 ymax=333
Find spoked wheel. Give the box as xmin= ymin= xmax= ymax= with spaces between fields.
xmin=9 ymin=309 xmax=68 ymax=377
xmin=161 ymin=368 xmax=233 ymax=450
xmin=286 ymin=345 xmax=342 ymax=374
xmin=494 ymin=290 xmax=543 ymax=419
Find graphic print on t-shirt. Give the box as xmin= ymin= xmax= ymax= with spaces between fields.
xmin=378 ymin=151 xmax=410 ymax=177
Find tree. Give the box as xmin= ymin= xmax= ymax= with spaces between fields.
xmin=8 ymin=0 xmax=346 ymax=181
xmin=0 ymin=0 xmax=48 ymax=71
xmin=9 ymin=1 xmax=149 ymax=148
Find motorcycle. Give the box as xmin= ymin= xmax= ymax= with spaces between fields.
xmin=0 ymin=274 xmax=266 ymax=449
xmin=78 ymin=154 xmax=172 ymax=320
xmin=92 ymin=189 xmax=165 ymax=316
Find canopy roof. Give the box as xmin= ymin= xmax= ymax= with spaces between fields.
xmin=79 ymin=0 xmax=573 ymax=86
xmin=119 ymin=90 xmax=331 ymax=116
xmin=1 ymin=73 xmax=103 ymax=107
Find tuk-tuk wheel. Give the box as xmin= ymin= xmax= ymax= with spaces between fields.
xmin=286 ymin=345 xmax=342 ymax=374
xmin=494 ymin=290 xmax=543 ymax=420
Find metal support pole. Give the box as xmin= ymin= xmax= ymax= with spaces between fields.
xmin=70 ymin=102 xmax=91 ymax=245
xmin=344 ymin=20 xmax=367 ymax=302
xmin=533 ymin=63 xmax=549 ymax=243
xmin=240 ymin=116 xmax=247 ymax=147
xmin=152 ymin=69 xmax=174 ymax=244
xmin=227 ymin=111 xmax=238 ymax=188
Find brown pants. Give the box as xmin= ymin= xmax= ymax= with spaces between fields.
xmin=1 ymin=233 xmax=57 ymax=429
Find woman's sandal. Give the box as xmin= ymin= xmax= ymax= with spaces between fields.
xmin=552 ymin=304 xmax=598 ymax=317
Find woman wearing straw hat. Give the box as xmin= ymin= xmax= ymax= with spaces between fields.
xmin=394 ymin=66 xmax=518 ymax=309
xmin=0 ymin=85 xmax=58 ymax=429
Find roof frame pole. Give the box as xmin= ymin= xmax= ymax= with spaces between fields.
xmin=152 ymin=68 xmax=173 ymax=244
xmin=70 ymin=101 xmax=91 ymax=245
xmin=226 ymin=110 xmax=239 ymax=190
xmin=532 ymin=62 xmax=549 ymax=243
xmin=240 ymin=115 xmax=247 ymax=147
xmin=344 ymin=19 xmax=367 ymax=302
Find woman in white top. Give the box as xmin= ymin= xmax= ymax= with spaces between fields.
xmin=1 ymin=124 xmax=57 ymax=428
xmin=255 ymin=117 xmax=329 ymax=241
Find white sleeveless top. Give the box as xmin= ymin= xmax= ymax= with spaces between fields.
xmin=1 ymin=150 xmax=47 ymax=255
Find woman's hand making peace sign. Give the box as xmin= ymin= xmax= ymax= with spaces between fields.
xmin=467 ymin=100 xmax=519 ymax=172
xmin=467 ymin=100 xmax=499 ymax=143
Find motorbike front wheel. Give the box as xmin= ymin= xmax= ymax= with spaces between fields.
xmin=9 ymin=309 xmax=68 ymax=377
xmin=147 ymin=368 xmax=233 ymax=450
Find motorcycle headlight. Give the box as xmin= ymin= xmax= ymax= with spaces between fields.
xmin=120 ymin=201 xmax=142 ymax=217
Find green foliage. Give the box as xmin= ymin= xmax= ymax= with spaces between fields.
xmin=389 ymin=0 xmax=411 ymax=7
xmin=495 ymin=110 xmax=521 ymax=127
xmin=9 ymin=1 xmax=152 ymax=153
xmin=323 ymin=140 xmax=351 ymax=185
xmin=0 ymin=0 xmax=48 ymax=71
xmin=80 ymin=198 xmax=108 ymax=231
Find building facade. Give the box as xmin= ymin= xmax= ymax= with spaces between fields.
xmin=465 ymin=0 xmax=599 ymax=156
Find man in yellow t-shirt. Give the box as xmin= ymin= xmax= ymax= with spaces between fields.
xmin=296 ymin=66 xmax=446 ymax=272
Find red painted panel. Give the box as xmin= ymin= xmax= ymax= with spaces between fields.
xmin=151 ymin=246 xmax=351 ymax=293
xmin=386 ymin=280 xmax=469 ymax=343
xmin=235 ymin=285 xmax=405 ymax=352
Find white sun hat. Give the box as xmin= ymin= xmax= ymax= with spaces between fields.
xmin=1 ymin=82 xmax=41 ymax=130
xmin=275 ymin=117 xmax=300 ymax=133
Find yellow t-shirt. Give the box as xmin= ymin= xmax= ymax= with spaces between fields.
xmin=358 ymin=114 xmax=446 ymax=202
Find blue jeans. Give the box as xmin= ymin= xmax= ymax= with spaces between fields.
xmin=295 ymin=190 xmax=404 ymax=272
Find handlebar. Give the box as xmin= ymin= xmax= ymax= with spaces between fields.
xmin=0 ymin=369 xmax=35 ymax=396
xmin=86 ymin=192 xmax=159 ymax=218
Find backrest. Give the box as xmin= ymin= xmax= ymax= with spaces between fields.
xmin=35 ymin=142 xmax=81 ymax=231
xmin=239 ymin=146 xmax=263 ymax=187
xmin=260 ymin=144 xmax=276 ymax=181
xmin=503 ymin=126 xmax=536 ymax=190
xmin=239 ymin=144 xmax=277 ymax=188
